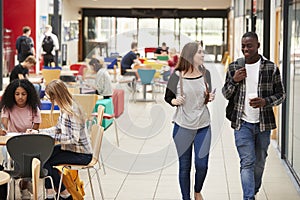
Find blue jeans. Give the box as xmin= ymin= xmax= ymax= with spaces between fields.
xmin=173 ymin=123 xmax=211 ymax=200
xmin=234 ymin=121 xmax=271 ymax=200
xmin=44 ymin=145 xmax=92 ymax=191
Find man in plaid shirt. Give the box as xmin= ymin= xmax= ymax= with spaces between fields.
xmin=222 ymin=32 xmax=285 ymax=200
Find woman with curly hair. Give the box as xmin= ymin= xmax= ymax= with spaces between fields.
xmin=0 ymin=79 xmax=41 ymax=199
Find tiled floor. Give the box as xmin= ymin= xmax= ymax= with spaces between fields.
xmin=2 ymin=63 xmax=300 ymax=199
xmin=80 ymin=63 xmax=300 ymax=200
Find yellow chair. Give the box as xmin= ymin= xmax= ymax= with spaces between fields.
xmin=40 ymin=110 xmax=60 ymax=129
xmin=42 ymin=69 xmax=61 ymax=85
xmin=72 ymin=94 xmax=98 ymax=118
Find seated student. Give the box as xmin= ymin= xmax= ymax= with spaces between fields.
xmin=167 ymin=47 xmax=179 ymax=73
xmin=81 ymin=58 xmax=113 ymax=99
xmin=154 ymin=42 xmax=169 ymax=57
xmin=9 ymin=55 xmax=43 ymax=95
xmin=0 ymin=79 xmax=41 ymax=199
xmin=121 ymin=42 xmax=140 ymax=77
xmin=38 ymin=80 xmax=92 ymax=200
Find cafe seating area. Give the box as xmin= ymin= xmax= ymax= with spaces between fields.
xmin=1 ymin=61 xmax=300 ymax=200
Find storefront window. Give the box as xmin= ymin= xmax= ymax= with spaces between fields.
xmin=291 ymin=1 xmax=300 ymax=179
xmin=138 ymin=18 xmax=158 ymax=55
xmin=83 ymin=14 xmax=226 ymax=60
xmin=116 ymin=18 xmax=137 ymax=54
xmin=160 ymin=18 xmax=178 ymax=51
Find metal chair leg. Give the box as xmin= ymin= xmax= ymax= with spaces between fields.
xmin=114 ymin=119 xmax=120 ymax=147
xmin=87 ymin=168 xmax=95 ymax=200
xmin=99 ymin=154 xmax=106 ymax=175
xmin=94 ymin=167 xmax=104 ymax=200
xmin=56 ymin=167 xmax=65 ymax=199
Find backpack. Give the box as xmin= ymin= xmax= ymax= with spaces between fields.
xmin=20 ymin=37 xmax=32 ymax=55
xmin=55 ymin=167 xmax=85 ymax=200
xmin=42 ymin=35 xmax=54 ymax=54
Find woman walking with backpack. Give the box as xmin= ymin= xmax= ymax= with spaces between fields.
xmin=164 ymin=42 xmax=216 ymax=200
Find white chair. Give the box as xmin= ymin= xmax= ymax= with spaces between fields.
xmin=56 ymin=124 xmax=105 ymax=200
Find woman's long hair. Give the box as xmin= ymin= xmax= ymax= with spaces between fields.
xmin=45 ymin=79 xmax=85 ymax=122
xmin=175 ymin=42 xmax=200 ymax=74
xmin=0 ymin=79 xmax=40 ymax=113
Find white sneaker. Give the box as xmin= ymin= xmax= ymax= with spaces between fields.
xmin=21 ymin=189 xmax=31 ymax=199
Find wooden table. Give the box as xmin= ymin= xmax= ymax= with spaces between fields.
xmin=40 ymin=110 xmax=60 ymax=129
xmin=0 ymin=171 xmax=10 ymax=185
xmin=0 ymin=133 xmax=20 ymax=146
xmin=60 ymin=70 xmax=79 ymax=76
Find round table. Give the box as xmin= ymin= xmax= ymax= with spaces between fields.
xmin=0 ymin=171 xmax=10 ymax=185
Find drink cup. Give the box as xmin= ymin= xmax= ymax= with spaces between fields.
xmin=248 ymin=93 xmax=257 ymax=101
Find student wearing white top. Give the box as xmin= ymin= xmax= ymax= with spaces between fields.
xmin=222 ymin=32 xmax=286 ymax=200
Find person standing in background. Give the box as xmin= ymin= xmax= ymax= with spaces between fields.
xmin=40 ymin=25 xmax=59 ymax=67
xmin=16 ymin=26 xmax=35 ymax=63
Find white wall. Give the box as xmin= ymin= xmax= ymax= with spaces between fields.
xmin=62 ymin=0 xmax=81 ymax=64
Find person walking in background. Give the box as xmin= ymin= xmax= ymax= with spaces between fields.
xmin=38 ymin=80 xmax=92 ymax=200
xmin=164 ymin=42 xmax=215 ymax=200
xmin=120 ymin=42 xmax=139 ymax=76
xmin=222 ymin=32 xmax=286 ymax=200
xmin=9 ymin=55 xmax=42 ymax=95
xmin=40 ymin=25 xmax=59 ymax=67
xmin=0 ymin=79 xmax=41 ymax=199
xmin=16 ymin=26 xmax=35 ymax=63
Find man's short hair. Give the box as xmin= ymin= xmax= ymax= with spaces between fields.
xmin=24 ymin=55 xmax=36 ymax=65
xmin=242 ymin=32 xmax=258 ymax=41
xmin=162 ymin=42 xmax=166 ymax=46
xmin=22 ymin=26 xmax=31 ymax=34
xmin=131 ymin=42 xmax=138 ymax=49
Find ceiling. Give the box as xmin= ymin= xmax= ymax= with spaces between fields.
xmin=68 ymin=0 xmax=232 ymax=10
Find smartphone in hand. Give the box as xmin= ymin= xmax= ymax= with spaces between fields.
xmin=212 ymin=88 xmax=216 ymax=94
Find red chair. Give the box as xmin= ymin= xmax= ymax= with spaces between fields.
xmin=70 ymin=63 xmax=87 ymax=76
xmin=144 ymin=47 xmax=157 ymax=58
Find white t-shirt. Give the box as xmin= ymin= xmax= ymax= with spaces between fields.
xmin=242 ymin=58 xmax=260 ymax=123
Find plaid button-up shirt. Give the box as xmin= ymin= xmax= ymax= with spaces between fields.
xmin=41 ymin=103 xmax=92 ymax=154
xmin=222 ymin=55 xmax=286 ymax=131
